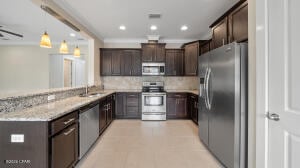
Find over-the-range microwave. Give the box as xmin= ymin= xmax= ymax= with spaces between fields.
xmin=142 ymin=63 xmax=165 ymax=76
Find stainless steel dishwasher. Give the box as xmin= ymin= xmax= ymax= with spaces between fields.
xmin=79 ymin=102 xmax=99 ymax=159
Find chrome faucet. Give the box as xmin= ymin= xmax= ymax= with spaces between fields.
xmin=85 ymin=85 xmax=89 ymax=95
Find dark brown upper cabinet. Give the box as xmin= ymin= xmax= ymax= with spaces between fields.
xmin=100 ymin=50 xmax=112 ymax=76
xmin=200 ymin=40 xmax=211 ymax=55
xmin=165 ymin=49 xmax=184 ymax=76
xmin=183 ymin=42 xmax=199 ymax=76
xmin=211 ymin=17 xmax=228 ymax=50
xmin=100 ymin=49 xmax=141 ymax=76
xmin=100 ymin=49 xmax=122 ymax=76
xmin=121 ymin=50 xmax=142 ymax=76
xmin=228 ymin=1 xmax=248 ymax=42
xmin=210 ymin=0 xmax=248 ymax=50
xmin=141 ymin=43 xmax=166 ymax=62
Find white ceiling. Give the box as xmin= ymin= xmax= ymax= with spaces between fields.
xmin=0 ymin=0 xmax=87 ymax=45
xmin=53 ymin=0 xmax=239 ymax=42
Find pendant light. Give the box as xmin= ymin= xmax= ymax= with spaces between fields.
xmin=59 ymin=40 xmax=69 ymax=53
xmin=40 ymin=31 xmax=52 ymax=48
xmin=40 ymin=1 xmax=52 ymax=48
xmin=73 ymin=45 xmax=81 ymax=57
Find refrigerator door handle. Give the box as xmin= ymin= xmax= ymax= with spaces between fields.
xmin=206 ymin=68 xmax=212 ymax=110
xmin=204 ymin=67 xmax=209 ymax=109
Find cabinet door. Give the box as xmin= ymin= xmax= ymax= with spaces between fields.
xmin=111 ymin=50 xmax=122 ymax=76
xmin=212 ymin=17 xmax=228 ymax=49
xmin=99 ymin=100 xmax=107 ymax=133
xmin=165 ymin=50 xmax=176 ymax=75
xmin=121 ymin=50 xmax=133 ymax=76
xmin=51 ymin=123 xmax=78 ymax=168
xmin=101 ymin=50 xmax=112 ymax=76
xmin=106 ymin=96 xmax=113 ymax=124
xmin=184 ymin=42 xmax=199 ymax=76
xmin=125 ymin=93 xmax=140 ymax=118
xmin=115 ymin=93 xmax=124 ymax=118
xmin=175 ymin=50 xmax=184 ymax=76
xmin=200 ymin=41 xmax=210 ymax=55
xmin=155 ymin=44 xmax=166 ymax=62
xmin=229 ymin=2 xmax=248 ymax=42
xmin=142 ymin=44 xmax=155 ymax=62
xmin=176 ymin=98 xmax=188 ymax=118
xmin=131 ymin=50 xmax=142 ymax=76
xmin=167 ymin=97 xmax=177 ymax=118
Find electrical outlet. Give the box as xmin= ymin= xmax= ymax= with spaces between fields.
xmin=48 ymin=94 xmax=55 ymax=101
xmin=11 ymin=134 xmax=24 ymax=143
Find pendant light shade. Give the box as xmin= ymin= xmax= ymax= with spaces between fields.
xmin=73 ymin=45 xmax=81 ymax=57
xmin=40 ymin=31 xmax=52 ymax=48
xmin=59 ymin=40 xmax=69 ymax=54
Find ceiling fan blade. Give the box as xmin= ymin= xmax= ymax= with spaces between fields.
xmin=0 ymin=29 xmax=23 ymax=38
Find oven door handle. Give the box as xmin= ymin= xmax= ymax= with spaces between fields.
xmin=142 ymin=93 xmax=166 ymax=96
xmin=143 ymin=112 xmax=166 ymax=115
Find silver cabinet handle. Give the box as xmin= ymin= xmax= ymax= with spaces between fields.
xmin=267 ymin=112 xmax=280 ymax=121
xmin=222 ymin=39 xmax=225 ymax=45
xmin=63 ymin=118 xmax=75 ymax=125
xmin=64 ymin=128 xmax=75 ymax=136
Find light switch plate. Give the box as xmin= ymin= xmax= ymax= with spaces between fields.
xmin=11 ymin=134 xmax=24 ymax=143
xmin=48 ymin=94 xmax=55 ymax=101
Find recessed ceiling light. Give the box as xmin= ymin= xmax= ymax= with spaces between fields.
xmin=150 ymin=25 xmax=157 ymax=31
xmin=181 ymin=25 xmax=188 ymax=31
xmin=119 ymin=25 xmax=126 ymax=30
xmin=70 ymin=33 xmax=76 ymax=37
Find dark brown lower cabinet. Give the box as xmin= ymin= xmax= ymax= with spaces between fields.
xmin=51 ymin=123 xmax=78 ymax=168
xmin=50 ymin=111 xmax=79 ymax=168
xmin=99 ymin=98 xmax=107 ymax=133
xmin=99 ymin=94 xmax=115 ymax=134
xmin=167 ymin=93 xmax=188 ymax=119
xmin=115 ymin=92 xmax=141 ymax=119
xmin=189 ymin=94 xmax=198 ymax=124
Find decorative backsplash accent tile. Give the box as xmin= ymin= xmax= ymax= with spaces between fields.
xmin=102 ymin=76 xmax=198 ymax=90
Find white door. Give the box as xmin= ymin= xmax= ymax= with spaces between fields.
xmin=268 ymin=0 xmax=300 ymax=167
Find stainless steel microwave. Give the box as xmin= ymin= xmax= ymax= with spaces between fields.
xmin=142 ymin=63 xmax=165 ymax=76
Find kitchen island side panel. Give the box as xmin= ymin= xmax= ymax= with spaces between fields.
xmin=0 ymin=121 xmax=48 ymax=168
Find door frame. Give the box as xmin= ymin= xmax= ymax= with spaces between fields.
xmin=255 ymin=0 xmax=269 ymax=167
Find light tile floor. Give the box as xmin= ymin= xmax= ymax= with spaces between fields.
xmin=76 ymin=120 xmax=222 ymax=168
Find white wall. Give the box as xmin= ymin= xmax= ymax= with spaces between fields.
xmin=248 ymin=0 xmax=256 ymax=167
xmin=0 ymin=44 xmax=88 ymax=93
xmin=0 ymin=45 xmax=49 ymax=91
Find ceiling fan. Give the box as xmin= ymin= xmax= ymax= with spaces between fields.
xmin=0 ymin=26 xmax=23 ymax=39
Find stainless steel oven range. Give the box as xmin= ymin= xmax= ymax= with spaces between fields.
xmin=141 ymin=81 xmax=166 ymax=121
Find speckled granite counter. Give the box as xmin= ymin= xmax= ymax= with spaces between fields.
xmin=166 ymin=90 xmax=199 ymax=95
xmin=0 ymin=89 xmax=198 ymax=121
xmin=0 ymin=91 xmax=116 ymax=121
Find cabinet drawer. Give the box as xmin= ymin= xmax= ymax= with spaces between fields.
xmin=167 ymin=93 xmax=187 ymax=98
xmin=126 ymin=93 xmax=139 ymax=106
xmin=51 ymin=112 xmax=78 ymax=136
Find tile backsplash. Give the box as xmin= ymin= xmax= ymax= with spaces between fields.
xmin=102 ymin=76 xmax=198 ymax=90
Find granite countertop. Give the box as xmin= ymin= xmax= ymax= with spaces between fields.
xmin=0 ymin=89 xmax=197 ymax=121
xmin=165 ymin=89 xmax=199 ymax=95
xmin=0 ymin=91 xmax=115 ymax=122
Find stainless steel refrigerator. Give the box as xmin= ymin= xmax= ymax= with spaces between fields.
xmin=198 ymin=42 xmax=247 ymax=168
